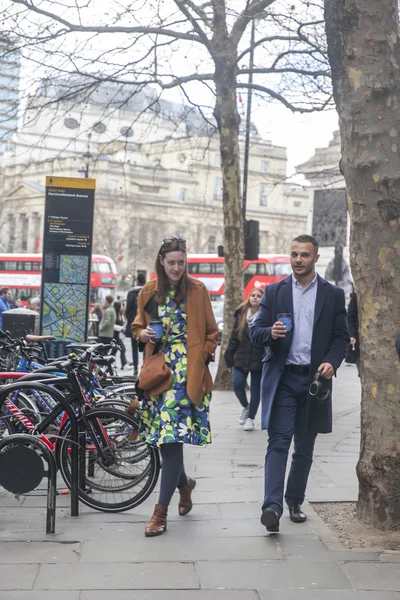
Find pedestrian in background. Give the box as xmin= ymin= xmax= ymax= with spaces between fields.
xmin=98 ymin=295 xmax=116 ymax=345
xmin=0 ymin=287 xmax=10 ymax=330
xmin=224 ymin=288 xmax=264 ymax=431
xmin=251 ymin=234 xmax=349 ymax=533
xmin=28 ymin=297 xmax=40 ymax=313
xmin=92 ymin=302 xmax=103 ymax=323
xmin=133 ymin=236 xmax=218 ymax=537
xmin=125 ymin=272 xmax=146 ymax=377
xmin=112 ymin=300 xmax=127 ymax=369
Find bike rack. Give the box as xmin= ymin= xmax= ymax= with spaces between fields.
xmin=0 ymin=380 xmax=80 ymax=520
xmin=0 ymin=434 xmax=57 ymax=534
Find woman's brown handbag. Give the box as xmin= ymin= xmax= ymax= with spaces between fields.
xmin=138 ymin=305 xmax=176 ymax=396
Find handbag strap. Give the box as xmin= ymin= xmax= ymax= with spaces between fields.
xmin=160 ymin=302 xmax=178 ymax=353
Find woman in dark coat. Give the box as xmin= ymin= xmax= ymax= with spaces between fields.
xmin=224 ymin=288 xmax=264 ymax=431
xmin=112 ymin=300 xmax=127 ymax=368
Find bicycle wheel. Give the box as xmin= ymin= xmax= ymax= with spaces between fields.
xmin=58 ymin=408 xmax=151 ymax=490
xmin=57 ymin=407 xmax=160 ymax=512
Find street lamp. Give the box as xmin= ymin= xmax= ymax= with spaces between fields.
xmin=78 ymin=133 xmax=92 ymax=179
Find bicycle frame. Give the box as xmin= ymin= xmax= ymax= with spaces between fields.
xmin=0 ymin=372 xmax=114 ymax=458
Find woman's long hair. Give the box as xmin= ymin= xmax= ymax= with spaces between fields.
xmin=114 ymin=300 xmax=122 ymax=323
xmin=155 ymin=237 xmax=192 ymax=305
xmin=237 ymin=288 xmax=263 ymax=340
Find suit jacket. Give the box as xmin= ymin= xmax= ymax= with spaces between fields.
xmin=132 ymin=278 xmax=218 ymax=405
xmin=250 ymin=274 xmax=350 ymax=433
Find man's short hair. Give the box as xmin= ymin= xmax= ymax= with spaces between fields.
xmin=137 ymin=272 xmax=146 ymax=286
xmin=0 ymin=287 xmax=9 ymax=296
xmin=105 ymin=295 xmax=114 ymax=305
xmin=292 ymin=234 xmax=319 ymax=252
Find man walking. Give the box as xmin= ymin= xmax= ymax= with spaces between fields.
xmin=251 ymin=234 xmax=349 ymax=532
xmin=0 ymin=287 xmax=10 ymax=330
xmin=98 ymin=295 xmax=116 ymax=345
xmin=125 ymin=272 xmax=146 ymax=377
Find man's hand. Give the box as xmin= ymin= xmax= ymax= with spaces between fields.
xmin=318 ymin=362 xmax=334 ymax=379
xmin=271 ymin=321 xmax=287 ymax=340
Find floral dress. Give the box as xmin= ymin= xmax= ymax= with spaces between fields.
xmin=139 ymin=289 xmax=211 ymax=447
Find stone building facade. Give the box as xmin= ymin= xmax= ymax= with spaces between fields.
xmin=1 ymin=79 xmax=311 ymax=283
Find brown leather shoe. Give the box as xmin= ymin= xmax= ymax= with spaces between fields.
xmin=178 ymin=477 xmax=196 ymax=516
xmin=144 ymin=504 xmax=168 ymax=537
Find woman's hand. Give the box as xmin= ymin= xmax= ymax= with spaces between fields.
xmin=139 ymin=326 xmax=156 ymax=344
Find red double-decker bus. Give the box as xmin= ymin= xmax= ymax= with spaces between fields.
xmin=0 ymin=253 xmax=117 ymax=304
xmin=187 ymin=254 xmax=291 ymax=299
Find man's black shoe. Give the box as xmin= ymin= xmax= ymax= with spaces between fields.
xmin=288 ymin=503 xmax=307 ymax=523
xmin=261 ymin=507 xmax=280 ymax=532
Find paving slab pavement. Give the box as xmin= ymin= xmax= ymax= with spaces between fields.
xmin=0 ymin=362 xmax=399 ymax=597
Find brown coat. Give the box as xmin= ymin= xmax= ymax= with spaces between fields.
xmin=132 ymin=278 xmax=218 ymax=406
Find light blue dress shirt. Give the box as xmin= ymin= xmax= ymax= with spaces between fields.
xmin=286 ymin=274 xmax=318 ymax=366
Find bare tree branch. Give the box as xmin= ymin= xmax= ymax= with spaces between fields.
xmin=173 ymin=0 xmax=215 ymax=54
xmin=230 ymin=0 xmax=276 ymax=46
xmin=9 ymin=0 xmax=205 ymax=43
xmin=239 ymin=66 xmax=330 ymax=77
xmin=238 ymin=82 xmax=332 ymax=112
xmin=236 ymin=35 xmax=303 ymax=64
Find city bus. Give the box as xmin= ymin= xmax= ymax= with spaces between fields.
xmin=186 ymin=254 xmax=291 ymax=299
xmin=0 ymin=253 xmax=117 ymax=305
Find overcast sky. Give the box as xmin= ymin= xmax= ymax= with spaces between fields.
xmin=257 ymin=105 xmax=339 ymax=175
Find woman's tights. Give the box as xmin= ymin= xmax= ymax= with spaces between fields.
xmin=158 ymin=443 xmax=188 ymax=507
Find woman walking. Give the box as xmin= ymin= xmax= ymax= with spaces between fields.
xmin=224 ymin=288 xmax=264 ymax=431
xmin=132 ymin=236 xmax=218 ymax=537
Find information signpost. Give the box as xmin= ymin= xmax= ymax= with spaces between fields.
xmin=40 ymin=177 xmax=95 ymax=343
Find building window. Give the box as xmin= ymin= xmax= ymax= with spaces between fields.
xmin=120 ymin=126 xmax=133 ymax=137
xmin=259 ymin=184 xmax=268 ymax=206
xmin=109 ymin=180 xmax=119 ymax=193
xmin=261 ymin=159 xmax=269 ymax=173
xmin=64 ymin=117 xmax=79 ymax=130
xmin=207 ymin=235 xmax=216 ymax=253
xmin=93 ymin=121 xmax=107 ymax=134
xmin=178 ymin=188 xmax=186 ymax=202
xmin=214 ymin=177 xmax=223 ymax=201
xmin=215 ymin=154 xmax=221 ymax=167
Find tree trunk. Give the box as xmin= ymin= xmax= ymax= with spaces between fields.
xmin=213 ymin=55 xmax=244 ymax=390
xmin=325 ymin=0 xmax=400 ymax=529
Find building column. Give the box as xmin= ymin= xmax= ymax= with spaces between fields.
xmin=14 ymin=213 xmax=24 ymax=252
xmin=26 ymin=214 xmax=36 ymax=252
xmin=36 ymin=214 xmax=43 ymax=252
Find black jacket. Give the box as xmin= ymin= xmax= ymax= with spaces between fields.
xmin=224 ymin=308 xmax=264 ymax=371
xmin=125 ymin=285 xmax=143 ymax=338
xmin=347 ymin=292 xmax=359 ymax=341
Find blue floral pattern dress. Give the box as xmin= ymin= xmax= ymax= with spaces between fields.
xmin=139 ymin=289 xmax=212 ymax=447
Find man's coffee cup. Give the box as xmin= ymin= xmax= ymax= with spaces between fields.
xmin=277 ymin=313 xmax=292 ymax=332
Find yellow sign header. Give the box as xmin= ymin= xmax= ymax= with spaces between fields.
xmin=46 ymin=176 xmax=96 ymax=190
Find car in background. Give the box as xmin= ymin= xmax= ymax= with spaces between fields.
xmin=212 ymin=300 xmax=224 ymax=344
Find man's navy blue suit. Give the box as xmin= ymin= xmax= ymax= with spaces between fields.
xmin=250 ymin=274 xmax=349 ymax=515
